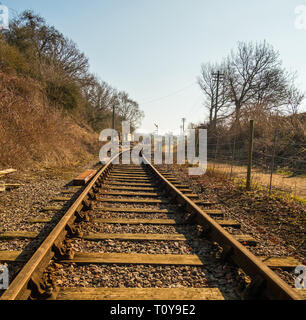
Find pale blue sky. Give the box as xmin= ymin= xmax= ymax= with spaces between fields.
xmin=5 ymin=0 xmax=306 ymax=134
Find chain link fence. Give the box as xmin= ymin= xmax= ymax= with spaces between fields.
xmin=207 ymin=137 xmax=306 ymax=199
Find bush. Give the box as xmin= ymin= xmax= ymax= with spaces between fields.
xmin=0 ymin=38 xmax=29 ymax=74
xmin=45 ymin=80 xmax=80 ymax=110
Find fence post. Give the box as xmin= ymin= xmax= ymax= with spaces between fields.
xmin=269 ymin=129 xmax=278 ymax=194
xmin=246 ymin=120 xmax=254 ymax=190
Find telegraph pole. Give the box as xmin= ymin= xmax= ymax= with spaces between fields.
xmin=182 ymin=118 xmax=186 ymax=135
xmin=112 ymin=104 xmax=115 ymax=130
xmin=212 ymin=71 xmax=225 ymax=130
xmin=154 ymin=123 xmax=158 ymax=135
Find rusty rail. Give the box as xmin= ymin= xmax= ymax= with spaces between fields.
xmin=143 ymin=155 xmax=301 ymax=300
xmin=0 ymin=153 xmax=120 ymax=300
xmin=1 ymin=150 xmax=302 ymax=300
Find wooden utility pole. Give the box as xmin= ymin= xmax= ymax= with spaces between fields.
xmin=112 ymin=104 xmax=115 ymax=130
xmin=182 ymin=118 xmax=186 ymax=134
xmin=246 ymin=120 xmax=254 ymax=190
xmin=212 ymin=71 xmax=224 ymax=129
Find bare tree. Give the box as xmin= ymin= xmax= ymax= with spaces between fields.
xmin=7 ymin=11 xmax=90 ymax=84
xmin=116 ymin=91 xmax=144 ymax=130
xmin=223 ymin=41 xmax=303 ymax=124
xmin=84 ymin=77 xmax=117 ymax=111
xmin=197 ymin=63 xmax=230 ymax=128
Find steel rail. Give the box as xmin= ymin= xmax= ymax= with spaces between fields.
xmin=1 ymin=150 xmax=301 ymax=300
xmin=0 ymin=152 xmax=121 ymax=300
xmin=143 ymin=156 xmax=301 ymax=300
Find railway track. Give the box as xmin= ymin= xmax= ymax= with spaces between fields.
xmin=0 ymin=151 xmax=303 ymax=300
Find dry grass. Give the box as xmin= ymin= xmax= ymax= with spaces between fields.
xmin=0 ymin=72 xmax=99 ymax=170
xmin=207 ymin=161 xmax=306 ymax=200
xmin=154 ymin=148 xmax=305 ymax=200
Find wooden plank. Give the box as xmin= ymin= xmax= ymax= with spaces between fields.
xmin=108 ymin=179 xmax=153 ymax=183
xmin=216 ymin=219 xmax=240 ymax=228
xmin=55 ymin=287 xmax=224 ymax=300
xmin=0 ymin=183 xmax=22 ymax=191
xmin=81 ymin=233 xmax=187 ymax=241
xmin=0 ymin=231 xmax=37 ymax=240
xmin=173 ymin=184 xmax=192 ymax=188
xmin=100 ymin=191 xmax=160 ymax=197
xmin=111 ymin=171 xmax=147 ymax=175
xmin=53 ymin=197 xmax=71 ymax=201
xmin=61 ymin=190 xmax=77 ymax=194
xmin=28 ymin=217 xmax=51 ymax=223
xmin=109 ymin=174 xmax=149 ymax=178
xmin=0 ymin=251 xmax=32 ymax=262
xmin=105 ymin=186 xmax=157 ymax=191
xmin=99 ymin=198 xmax=169 ymax=204
xmin=92 ymin=218 xmax=177 ymax=225
xmin=234 ymin=235 xmax=257 ymax=246
xmin=110 ymin=173 xmax=148 ymax=176
xmin=107 ymin=182 xmax=154 ymax=187
xmin=184 ymin=194 xmax=199 ymax=198
xmin=204 ymin=210 xmax=224 ymax=217
xmin=109 ymin=175 xmax=151 ymax=179
xmin=42 ymin=206 xmax=62 ymax=211
xmin=29 ymin=217 xmax=181 ymax=226
xmin=109 ymin=175 xmax=149 ymax=178
xmin=192 ymin=200 xmax=216 ymax=205
xmin=112 ymin=166 xmax=143 ymax=169
xmin=96 ymin=207 xmax=175 ymax=213
xmin=0 ymin=168 xmax=17 ymax=176
xmin=178 ymin=188 xmax=193 ymax=192
xmin=61 ymin=252 xmax=202 ymax=265
xmin=260 ymin=256 xmax=301 ymax=270
xmin=73 ymin=169 xmax=97 ymax=186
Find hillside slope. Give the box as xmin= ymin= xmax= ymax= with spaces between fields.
xmin=0 ymin=72 xmax=99 ymax=170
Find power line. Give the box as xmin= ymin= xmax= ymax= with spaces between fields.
xmin=140 ymin=82 xmax=195 ymax=105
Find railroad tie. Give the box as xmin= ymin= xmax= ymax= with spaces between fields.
xmin=0 ymin=251 xmax=301 ymax=270
xmin=1 ymin=153 xmax=302 ymax=301
xmin=54 ymin=287 xmax=225 ymax=300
